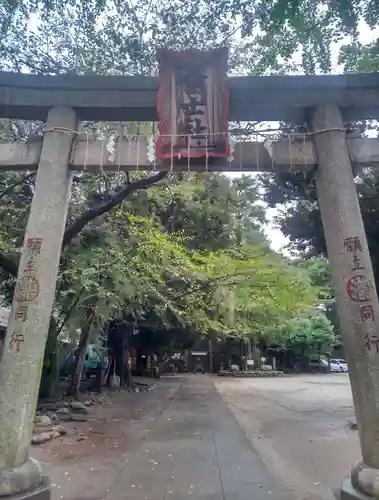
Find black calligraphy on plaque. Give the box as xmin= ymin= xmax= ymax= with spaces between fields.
xmin=182 ymin=70 xmax=207 ymax=98
xmin=180 ymin=69 xmax=212 ymax=150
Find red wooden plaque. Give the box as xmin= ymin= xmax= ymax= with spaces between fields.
xmin=156 ymin=47 xmax=230 ymax=161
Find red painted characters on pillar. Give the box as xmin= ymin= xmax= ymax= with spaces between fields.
xmin=344 ymin=235 xmax=364 ymax=271
xmin=364 ymin=334 xmax=379 ymax=353
xmin=360 ymin=304 xmax=375 ymax=322
xmin=14 ymin=237 xmax=43 ymax=306
xmin=27 ymin=237 xmax=43 ymax=254
xmin=352 ymin=254 xmax=364 ymax=271
xmin=343 ymin=235 xmax=378 ymax=353
xmin=344 ymin=236 xmax=363 ymax=253
xmin=14 ymin=274 xmax=39 ymax=303
xmin=8 ymin=332 xmax=25 ymax=353
xmin=346 ymin=275 xmax=374 ymax=303
xmin=10 ymin=236 xmax=43 ymax=354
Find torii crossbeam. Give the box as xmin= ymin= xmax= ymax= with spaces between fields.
xmin=1 ymin=134 xmax=379 ymax=173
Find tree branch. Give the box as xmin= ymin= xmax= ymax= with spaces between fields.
xmin=56 ymin=287 xmax=86 ymax=334
xmin=62 ymin=171 xmax=168 ymax=246
xmin=0 ymin=171 xmax=168 ymax=277
xmin=0 ymin=253 xmax=19 ymax=276
xmin=0 ymin=171 xmax=36 ymax=202
xmin=170 ymin=272 xmax=268 ymax=302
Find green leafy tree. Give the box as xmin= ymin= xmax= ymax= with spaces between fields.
xmin=281 ymin=313 xmax=335 ymax=359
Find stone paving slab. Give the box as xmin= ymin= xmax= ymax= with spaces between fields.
xmin=105 ymin=376 xmax=289 ymax=500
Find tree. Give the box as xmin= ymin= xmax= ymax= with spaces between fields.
xmin=281 ymin=313 xmax=335 ymax=360
xmin=260 ymin=165 xmax=379 ymax=287
xmin=1 ymin=0 xmax=377 ymax=79
xmin=295 ymin=257 xmax=341 ymax=337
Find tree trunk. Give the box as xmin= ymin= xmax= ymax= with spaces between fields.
xmin=124 ymin=330 xmax=132 ymax=390
xmin=70 ymin=308 xmax=95 ymax=398
xmin=39 ymin=292 xmax=85 ymax=400
xmin=39 ymin=317 xmax=60 ymax=399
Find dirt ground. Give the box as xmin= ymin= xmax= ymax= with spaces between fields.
xmin=215 ymin=373 xmax=361 ymax=500
xmin=31 ymin=374 xmax=361 ymax=500
xmin=30 ymin=377 xmax=182 ymax=500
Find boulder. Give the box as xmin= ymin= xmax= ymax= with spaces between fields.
xmin=70 ymin=401 xmax=89 ymax=414
xmin=53 ymin=425 xmax=68 ymax=435
xmin=31 ymin=432 xmax=53 ymax=445
xmin=56 ymin=407 xmax=69 ymax=415
xmin=35 ymin=415 xmax=52 ymax=426
xmin=58 ymin=413 xmax=88 ymax=422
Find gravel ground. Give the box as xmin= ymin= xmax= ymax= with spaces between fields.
xmin=215 ymin=373 xmax=361 ymax=500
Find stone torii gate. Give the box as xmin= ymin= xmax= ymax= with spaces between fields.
xmin=1 ymin=69 xmax=379 ymax=500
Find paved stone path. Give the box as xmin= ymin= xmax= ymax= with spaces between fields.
xmin=105 ymin=376 xmax=288 ymax=500
xmin=216 ymin=374 xmax=360 ymax=500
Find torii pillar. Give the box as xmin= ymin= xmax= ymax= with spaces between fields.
xmin=0 ymin=107 xmax=76 ymax=498
xmin=308 ymin=104 xmax=379 ymax=499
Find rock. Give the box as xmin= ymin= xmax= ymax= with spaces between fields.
xmin=58 ymin=413 xmax=88 ymax=422
xmin=34 ymin=425 xmax=54 ymax=435
xmin=56 ymin=407 xmax=69 ymax=415
xmin=70 ymin=414 xmax=88 ymax=422
xmin=36 ymin=402 xmax=59 ymax=411
xmin=70 ymin=401 xmax=89 ymax=414
xmin=35 ymin=415 xmax=52 ymax=426
xmin=53 ymin=425 xmax=68 ymax=436
xmin=31 ymin=432 xmax=53 ymax=445
xmin=76 ymin=434 xmax=88 ymax=442
xmin=348 ymin=420 xmax=358 ymax=430
xmin=48 ymin=413 xmax=58 ymax=421
xmin=84 ymin=400 xmax=93 ymax=407
xmin=51 ymin=431 xmax=61 ymax=439
xmin=30 ymin=436 xmax=45 ymax=445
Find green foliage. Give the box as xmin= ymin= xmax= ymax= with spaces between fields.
xmin=1 ymin=0 xmax=377 ymax=78
xmin=296 ymin=256 xmax=332 ymax=301
xmin=54 ymin=172 xmax=318 ymax=344
xmin=0 ymin=164 xmax=319 ymax=352
xmin=281 ymin=313 xmax=335 ymax=354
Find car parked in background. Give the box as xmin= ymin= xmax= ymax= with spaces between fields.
xmin=60 ymin=343 xmax=108 ymax=378
xmin=308 ymin=358 xmax=329 ymax=373
xmin=329 ymin=358 xmax=348 ymax=372
xmin=308 ymin=358 xmax=348 ymax=373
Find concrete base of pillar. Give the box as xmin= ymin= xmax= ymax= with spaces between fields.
xmin=337 ymin=477 xmax=374 ymax=500
xmin=4 ymin=477 xmax=50 ymax=500
xmin=0 ymin=458 xmax=43 ymax=497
